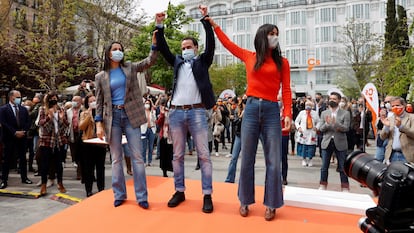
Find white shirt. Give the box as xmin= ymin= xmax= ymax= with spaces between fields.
xmin=171 ymin=61 xmax=202 ymax=105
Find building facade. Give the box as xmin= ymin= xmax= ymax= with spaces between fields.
xmin=181 ymin=0 xmax=413 ymax=97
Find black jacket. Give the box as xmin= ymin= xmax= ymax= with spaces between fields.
xmin=156 ymin=16 xmax=215 ymax=109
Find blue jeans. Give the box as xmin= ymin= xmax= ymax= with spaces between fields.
xmin=390 ymin=150 xmax=407 ymax=162
xmin=320 ymin=140 xmax=349 ymax=188
xmin=169 ymin=108 xmax=212 ymax=194
xmin=375 ymin=139 xmax=387 ymax=162
xmin=225 ymin=135 xmax=241 ymax=183
xmin=142 ymin=127 xmax=155 ymax=164
xmin=238 ymin=97 xmax=283 ymax=209
xmin=110 ymin=108 xmax=147 ymax=203
xmin=303 ymin=145 xmax=316 ymax=159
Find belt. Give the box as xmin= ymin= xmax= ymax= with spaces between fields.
xmin=170 ymin=103 xmax=205 ymax=110
xmin=392 ymin=149 xmax=402 ymax=153
xmin=112 ymin=104 xmax=125 ymax=109
xmin=247 ymin=96 xmax=275 ymax=103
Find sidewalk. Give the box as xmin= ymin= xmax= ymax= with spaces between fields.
xmin=0 ymin=140 xmax=377 ymax=233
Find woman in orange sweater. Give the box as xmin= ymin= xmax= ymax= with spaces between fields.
xmin=207 ymin=17 xmax=292 ymax=221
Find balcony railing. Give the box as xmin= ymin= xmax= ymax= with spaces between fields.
xmin=257 ymin=4 xmax=279 ymax=11
xmin=210 ymin=10 xmax=228 ymax=16
xmin=283 ymin=0 xmax=308 ymax=7
xmin=232 ymin=7 xmax=252 ymax=14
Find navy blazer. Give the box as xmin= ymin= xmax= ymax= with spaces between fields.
xmin=156 ymin=16 xmax=215 ymax=109
xmin=0 ymin=103 xmax=31 ymax=142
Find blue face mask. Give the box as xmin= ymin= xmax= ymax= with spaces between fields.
xmin=111 ymin=50 xmax=124 ymax=62
xmin=182 ymin=49 xmax=195 ymax=61
xmin=14 ymin=97 xmax=21 ymax=105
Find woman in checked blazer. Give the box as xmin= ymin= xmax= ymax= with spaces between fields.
xmin=94 ymin=32 xmax=158 ymax=209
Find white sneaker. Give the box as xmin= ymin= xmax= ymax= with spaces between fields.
xmin=307 ymin=159 xmax=313 ymax=167
xmin=341 ymin=188 xmax=350 ymax=193
xmin=318 ymin=185 xmax=327 ymax=190
xmin=215 ymin=152 xmax=220 ymax=157
xmin=301 ymin=159 xmax=307 ymax=167
xmin=47 ymin=179 xmax=55 ymax=188
xmin=225 ymin=154 xmax=232 ymax=158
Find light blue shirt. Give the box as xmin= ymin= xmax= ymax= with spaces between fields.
xmin=110 ymin=67 xmax=126 ymax=105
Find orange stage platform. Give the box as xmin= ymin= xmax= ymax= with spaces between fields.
xmin=21 ymin=176 xmax=364 ymax=233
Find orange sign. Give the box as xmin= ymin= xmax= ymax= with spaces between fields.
xmin=307 ymin=58 xmax=320 ymax=72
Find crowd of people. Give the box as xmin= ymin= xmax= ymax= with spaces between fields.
xmin=1 ymin=5 xmax=414 ymax=222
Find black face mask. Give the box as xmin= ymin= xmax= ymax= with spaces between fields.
xmin=328 ymin=101 xmax=338 ymax=108
xmin=49 ymin=99 xmax=58 ymax=106
xmin=316 ymin=98 xmax=321 ymax=103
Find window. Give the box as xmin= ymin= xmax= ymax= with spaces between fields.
xmin=261 ymin=14 xmax=278 ymax=25
xmin=286 ymin=28 xmax=307 ymax=45
xmin=346 ymin=3 xmax=370 ymax=20
xmin=232 ymin=34 xmax=252 ymax=49
xmin=286 ymin=48 xmax=307 ymax=66
xmin=189 ymin=8 xmax=201 ymax=19
xmin=290 ymin=72 xmax=307 ymax=85
xmin=210 ymin=4 xmax=227 ymax=16
xmin=315 ymin=70 xmax=335 ymax=84
xmin=234 ymin=18 xmax=250 ymax=31
xmin=286 ymin=11 xmax=306 ymax=26
xmin=315 ymin=26 xmax=337 ymax=43
xmin=315 ymin=7 xmax=336 ymax=24
xmin=233 ymin=1 xmax=251 ymax=13
xmin=315 ymin=47 xmax=337 ymax=65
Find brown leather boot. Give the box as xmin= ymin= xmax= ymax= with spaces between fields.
xmin=57 ymin=182 xmax=66 ymax=193
xmin=40 ymin=184 xmax=47 ymax=196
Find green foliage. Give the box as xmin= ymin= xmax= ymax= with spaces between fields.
xmin=209 ymin=63 xmax=246 ymax=97
xmin=385 ymin=0 xmax=398 ymax=47
xmin=336 ymin=19 xmax=381 ymax=97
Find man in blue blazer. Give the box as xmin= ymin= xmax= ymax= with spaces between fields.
xmin=0 ymin=90 xmax=33 ymax=189
xmin=155 ymin=6 xmax=215 ymax=213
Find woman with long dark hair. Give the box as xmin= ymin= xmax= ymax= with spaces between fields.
xmin=206 ymin=18 xmax=292 ymax=221
xmin=37 ymin=91 xmax=69 ymax=195
xmin=94 ymin=32 xmax=157 ymax=208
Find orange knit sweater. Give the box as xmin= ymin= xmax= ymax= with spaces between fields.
xmin=214 ymin=26 xmax=292 ymax=118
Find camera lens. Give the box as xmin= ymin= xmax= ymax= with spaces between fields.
xmin=344 ymin=151 xmax=387 ymax=194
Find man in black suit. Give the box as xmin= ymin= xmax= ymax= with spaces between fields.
xmin=0 ymin=90 xmax=33 ymax=189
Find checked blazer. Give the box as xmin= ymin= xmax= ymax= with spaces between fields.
xmin=95 ymin=50 xmax=157 ymax=144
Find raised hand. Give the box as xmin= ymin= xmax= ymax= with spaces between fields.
xmin=155 ymin=12 xmax=166 ymax=24
xmin=199 ymin=5 xmax=208 ymax=16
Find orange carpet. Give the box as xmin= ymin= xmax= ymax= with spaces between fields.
xmin=21 ymin=176 xmax=364 ymax=233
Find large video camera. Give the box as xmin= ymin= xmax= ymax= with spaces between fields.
xmin=344 ymin=151 xmax=414 ymax=233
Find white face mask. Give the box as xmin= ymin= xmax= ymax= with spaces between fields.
xmin=182 ymin=49 xmax=195 ymax=61
xmin=385 ymin=102 xmax=391 ymax=110
xmin=72 ymin=101 xmax=78 ymax=108
xmin=111 ymin=50 xmax=124 ymax=62
xmin=339 ymin=102 xmax=346 ymax=108
xmin=144 ymin=104 xmax=150 ymax=109
xmin=89 ymin=101 xmax=96 ymax=109
xmin=267 ymin=35 xmax=279 ymax=49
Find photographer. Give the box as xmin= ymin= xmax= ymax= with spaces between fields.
xmin=380 ymin=96 xmax=414 ymax=163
